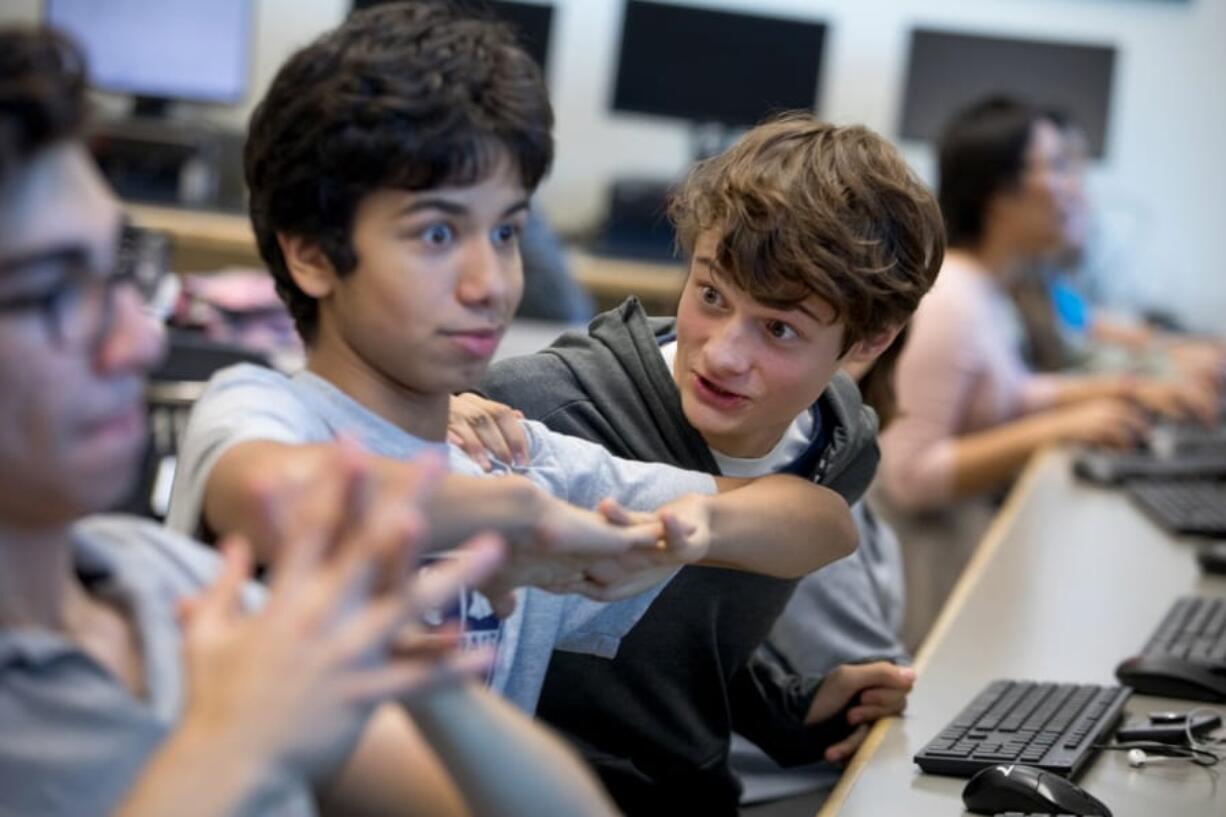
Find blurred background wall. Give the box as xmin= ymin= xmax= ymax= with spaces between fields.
xmin=2 ymin=0 xmax=1222 ymax=330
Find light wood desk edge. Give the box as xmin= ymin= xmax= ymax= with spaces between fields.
xmin=817 ymin=449 xmax=1055 ymax=817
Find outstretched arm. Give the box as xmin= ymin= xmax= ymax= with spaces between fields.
xmin=702 ymin=474 xmax=857 ymax=578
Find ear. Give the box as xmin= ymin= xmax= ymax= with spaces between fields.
xmin=843 ymin=323 xmax=904 ymax=367
xmin=277 ymin=232 xmax=337 ymax=299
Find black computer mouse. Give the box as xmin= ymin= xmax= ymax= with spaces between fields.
xmin=1115 ymin=655 xmax=1226 ymax=702
xmin=962 ymin=764 xmax=1112 ymax=816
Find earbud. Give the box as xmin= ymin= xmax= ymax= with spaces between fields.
xmin=1128 ymin=748 xmax=1147 ymax=768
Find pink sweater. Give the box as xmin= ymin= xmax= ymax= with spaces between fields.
xmin=880 ymin=252 xmax=1056 ymax=510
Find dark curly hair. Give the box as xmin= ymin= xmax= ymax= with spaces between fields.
xmin=670 ymin=112 xmax=944 ymax=354
xmin=0 ymin=27 xmax=87 ymax=193
xmin=245 ymin=1 xmax=554 ymax=342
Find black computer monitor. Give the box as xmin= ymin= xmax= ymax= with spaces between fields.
xmin=611 ymin=0 xmax=826 ymax=129
xmin=46 ymin=0 xmax=253 ymax=116
xmin=351 ymin=0 xmax=555 ymax=79
xmin=899 ymin=29 xmax=1116 ymax=157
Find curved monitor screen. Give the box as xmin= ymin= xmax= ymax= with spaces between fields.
xmin=46 ymin=0 xmax=252 ymax=105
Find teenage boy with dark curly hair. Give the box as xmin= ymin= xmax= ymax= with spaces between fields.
xmin=167 ymin=1 xmax=858 ymax=720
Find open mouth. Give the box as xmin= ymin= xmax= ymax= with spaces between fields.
xmin=693 ymin=372 xmax=748 ymax=409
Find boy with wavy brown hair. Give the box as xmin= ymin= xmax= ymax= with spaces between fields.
xmin=463 ymin=112 xmax=945 ymax=814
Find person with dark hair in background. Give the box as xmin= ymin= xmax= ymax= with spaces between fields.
xmin=0 ymin=24 xmax=625 ymax=817
xmin=1007 ymin=112 xmax=1226 ymax=383
xmin=450 ymin=113 xmax=942 ymax=815
xmin=880 ymin=96 xmax=1219 ymax=514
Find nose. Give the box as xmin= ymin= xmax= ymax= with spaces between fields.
xmin=95 ymin=285 xmax=167 ymax=375
xmin=456 ymin=236 xmax=518 ymax=312
xmin=702 ymin=319 xmax=751 ymax=377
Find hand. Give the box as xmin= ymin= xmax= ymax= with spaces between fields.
xmin=177 ymin=442 xmax=506 ymax=778
xmin=536 ymin=496 xmax=713 ymax=602
xmin=1048 ymin=397 xmax=1149 ymax=450
xmin=480 ymin=496 xmax=667 ymax=614
xmin=805 ymin=662 xmax=916 ymax=765
xmin=1166 ymin=339 xmax=1226 ymax=388
xmin=448 ymin=392 xmax=529 ymax=471
xmin=1124 ymin=377 xmax=1220 ymax=426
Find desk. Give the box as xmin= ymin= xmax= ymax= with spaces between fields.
xmin=127 ymin=203 xmax=260 ymax=272
xmin=127 ymin=204 xmax=687 ymax=313
xmin=822 ymin=448 xmax=1226 ymax=817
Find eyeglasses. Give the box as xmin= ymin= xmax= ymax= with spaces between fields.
xmin=0 ymin=224 xmax=173 ymax=351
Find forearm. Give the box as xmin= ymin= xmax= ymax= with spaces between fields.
xmin=204 ymin=441 xmax=545 ymax=563
xmin=425 ymin=474 xmax=544 ymax=552
xmin=1033 ymin=373 xmax=1128 ymax=410
xmin=114 ymin=724 xmax=268 ymax=817
xmin=949 ymin=413 xmax=1066 ymax=499
xmin=403 ymin=684 xmax=617 ymax=817
xmin=702 ymin=475 xmax=857 ymax=578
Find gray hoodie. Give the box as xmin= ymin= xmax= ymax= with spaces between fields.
xmin=479 ymin=298 xmax=881 ymax=815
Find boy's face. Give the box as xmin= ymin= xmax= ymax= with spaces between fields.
xmin=314 ymin=160 xmax=528 ymax=400
xmin=0 ymin=143 xmax=164 ymax=526
xmin=672 ymin=231 xmax=847 ymax=458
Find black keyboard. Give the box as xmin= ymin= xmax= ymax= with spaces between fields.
xmin=1073 ymin=449 xmax=1226 ymax=485
xmin=1141 ymin=596 xmax=1226 ymax=667
xmin=914 ymin=680 xmax=1130 ymax=777
xmin=1126 ymin=479 xmax=1226 ymax=537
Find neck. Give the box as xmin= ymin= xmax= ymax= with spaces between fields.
xmin=305 ymin=330 xmax=450 ymax=443
xmin=959 ymin=232 xmax=1029 ymax=284
xmin=0 ymin=523 xmax=88 ymax=632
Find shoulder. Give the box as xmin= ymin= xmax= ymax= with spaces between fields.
xmin=203 ymin=361 xmax=293 ymax=397
xmin=74 ymin=514 xmax=223 ymax=592
xmin=75 ymin=514 xmax=265 ymax=607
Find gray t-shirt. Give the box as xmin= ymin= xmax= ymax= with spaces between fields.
xmin=166 ymin=364 xmax=716 ymax=713
xmin=0 ymin=516 xmax=317 ymax=817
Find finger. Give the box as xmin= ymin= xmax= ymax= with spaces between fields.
xmin=194 ymin=535 xmax=253 ymax=622
xmin=475 ymin=399 xmax=524 ymax=463
xmin=848 ymin=703 xmax=905 ymax=724
xmin=537 ymin=513 xmax=662 ymax=555
xmin=856 ymin=686 xmax=911 ymax=709
xmin=597 ymin=497 xmax=635 ymax=526
xmin=409 ymin=534 xmax=506 ymax=617
xmin=847 ymin=662 xmax=916 ymax=692
xmin=267 ymin=441 xmax=369 ymax=598
xmin=388 ymin=627 xmax=463 ymax=659
xmin=303 ymin=496 xmax=423 ymax=635
xmin=825 ymin=725 xmax=869 ymax=765
xmin=657 ymin=512 xmax=699 ymax=558
xmin=447 ymin=423 xmax=492 ymax=471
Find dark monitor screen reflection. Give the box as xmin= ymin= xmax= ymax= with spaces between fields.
xmin=611 ymin=0 xmax=826 ymax=129
xmin=46 ymin=0 xmax=252 ymax=115
xmin=900 ymin=29 xmax=1116 ymax=157
xmin=351 ymin=0 xmax=555 ymax=79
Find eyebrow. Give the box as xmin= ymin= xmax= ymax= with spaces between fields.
xmin=0 ymin=214 xmax=130 ymax=277
xmin=0 ymin=244 xmax=90 ymax=277
xmin=693 ymin=254 xmax=825 ymax=325
xmin=395 ymin=197 xmax=532 ymax=220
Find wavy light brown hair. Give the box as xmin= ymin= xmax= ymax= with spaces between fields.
xmin=670 ymin=112 xmax=944 ymax=353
